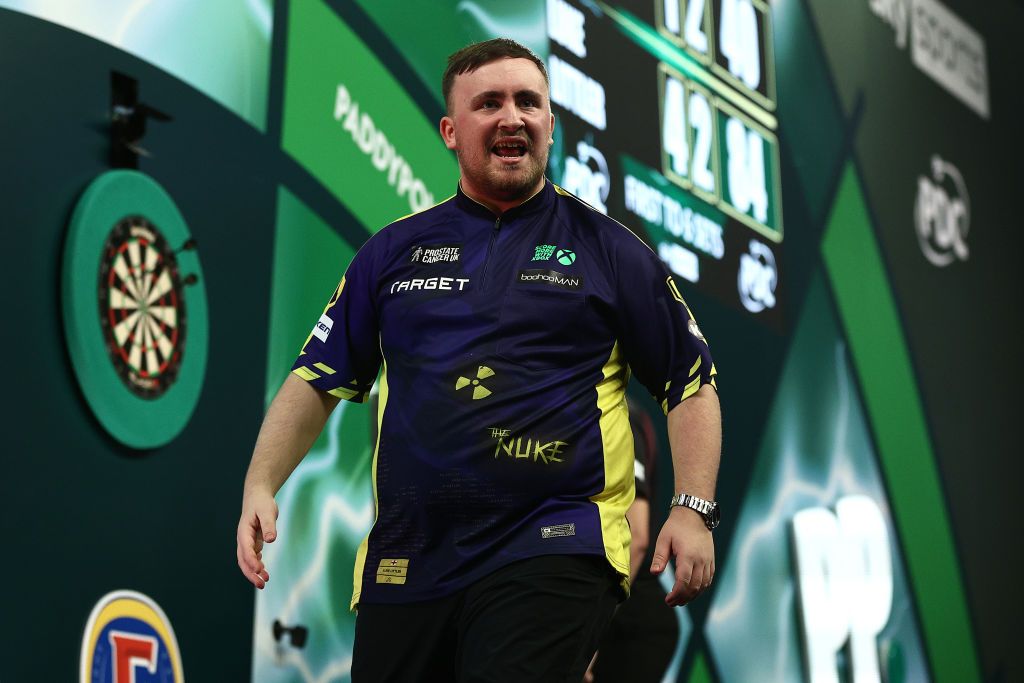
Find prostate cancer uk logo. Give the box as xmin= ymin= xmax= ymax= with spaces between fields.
xmin=80 ymin=590 xmax=184 ymax=683
xmin=410 ymin=244 xmax=460 ymax=264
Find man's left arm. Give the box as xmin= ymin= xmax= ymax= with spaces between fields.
xmin=650 ymin=383 xmax=721 ymax=606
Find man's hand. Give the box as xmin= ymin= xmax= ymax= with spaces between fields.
xmin=236 ymin=488 xmax=279 ymax=590
xmin=650 ymin=507 xmax=715 ymax=606
xmin=235 ymin=375 xmax=340 ymax=590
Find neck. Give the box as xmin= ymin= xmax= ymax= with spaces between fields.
xmin=459 ymin=178 xmax=546 ymax=215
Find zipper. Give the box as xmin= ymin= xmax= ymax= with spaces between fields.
xmin=480 ymin=216 xmax=501 ymax=283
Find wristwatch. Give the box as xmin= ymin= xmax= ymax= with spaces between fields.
xmin=670 ymin=493 xmax=720 ymax=530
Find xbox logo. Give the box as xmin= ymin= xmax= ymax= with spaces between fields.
xmin=556 ymin=248 xmax=576 ymax=265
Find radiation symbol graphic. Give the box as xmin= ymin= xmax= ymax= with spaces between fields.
xmin=456 ymin=366 xmax=495 ymax=400
xmin=556 ymin=248 xmax=576 ymax=265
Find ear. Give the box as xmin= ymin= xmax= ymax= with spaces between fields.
xmin=440 ymin=115 xmax=457 ymax=150
xmin=548 ymin=111 xmax=555 ymax=145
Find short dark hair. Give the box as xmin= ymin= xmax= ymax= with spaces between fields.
xmin=442 ymin=38 xmax=548 ymax=112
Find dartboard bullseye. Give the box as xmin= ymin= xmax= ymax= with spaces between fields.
xmin=98 ymin=217 xmax=187 ymax=399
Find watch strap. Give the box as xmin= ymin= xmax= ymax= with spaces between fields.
xmin=670 ymin=493 xmax=720 ymax=530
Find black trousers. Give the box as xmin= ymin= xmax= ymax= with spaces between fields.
xmin=351 ymin=554 xmax=622 ymax=682
xmin=591 ymin=571 xmax=679 ymax=682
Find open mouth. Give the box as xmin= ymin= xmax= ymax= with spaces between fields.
xmin=492 ymin=139 xmax=527 ymax=159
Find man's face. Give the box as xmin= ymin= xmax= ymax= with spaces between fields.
xmin=440 ymin=57 xmax=555 ymax=208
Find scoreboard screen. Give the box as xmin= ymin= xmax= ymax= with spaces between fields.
xmin=547 ymin=0 xmax=783 ymax=327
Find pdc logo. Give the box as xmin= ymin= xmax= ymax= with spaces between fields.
xmin=561 ymin=140 xmax=610 ymax=214
xmin=80 ymin=591 xmax=183 ymax=683
xmin=737 ymin=240 xmax=777 ymax=313
xmin=915 ymin=154 xmax=970 ymax=267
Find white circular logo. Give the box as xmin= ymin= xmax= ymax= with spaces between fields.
xmin=914 ymin=155 xmax=970 ymax=267
xmin=738 ymin=240 xmax=777 ymax=313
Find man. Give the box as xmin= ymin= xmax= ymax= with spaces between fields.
xmin=237 ymin=38 xmax=721 ymax=682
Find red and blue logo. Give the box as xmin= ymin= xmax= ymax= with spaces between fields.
xmin=80 ymin=590 xmax=183 ymax=683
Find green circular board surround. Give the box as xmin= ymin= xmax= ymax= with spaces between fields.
xmin=63 ymin=170 xmax=208 ymax=450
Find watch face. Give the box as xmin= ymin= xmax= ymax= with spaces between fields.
xmin=707 ymin=503 xmax=721 ymax=530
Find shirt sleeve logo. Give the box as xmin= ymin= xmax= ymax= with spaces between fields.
xmin=312 ymin=313 xmax=333 ymax=342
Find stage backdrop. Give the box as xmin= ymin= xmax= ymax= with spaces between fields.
xmin=1 ymin=1 xmax=1020 ymax=682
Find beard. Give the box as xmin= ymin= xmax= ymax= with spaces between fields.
xmin=458 ymin=143 xmax=549 ymax=202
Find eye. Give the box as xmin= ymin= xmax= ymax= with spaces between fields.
xmin=481 ymin=99 xmax=500 ymax=109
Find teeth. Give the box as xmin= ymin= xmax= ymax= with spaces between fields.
xmin=494 ymin=143 xmax=526 ymax=156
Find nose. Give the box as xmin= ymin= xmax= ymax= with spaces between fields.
xmin=498 ymin=101 xmax=524 ymax=131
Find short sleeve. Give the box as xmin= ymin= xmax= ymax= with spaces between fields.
xmin=290 ymin=245 xmax=382 ymax=402
xmin=615 ymin=238 xmax=717 ymax=414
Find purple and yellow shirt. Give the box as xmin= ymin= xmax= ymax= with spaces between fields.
xmin=291 ymin=180 xmax=716 ymax=608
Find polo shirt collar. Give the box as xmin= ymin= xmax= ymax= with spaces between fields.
xmin=455 ymin=179 xmax=555 ymax=221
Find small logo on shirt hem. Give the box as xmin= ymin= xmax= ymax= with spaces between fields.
xmin=541 ymin=523 xmax=576 ymax=539
xmin=376 ymin=558 xmax=409 ymax=584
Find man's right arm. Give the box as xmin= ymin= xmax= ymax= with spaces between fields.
xmin=236 ymin=373 xmax=340 ymax=589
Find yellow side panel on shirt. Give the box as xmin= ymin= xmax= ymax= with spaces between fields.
xmin=591 ymin=341 xmax=635 ymax=596
xmin=351 ymin=360 xmax=388 ymax=611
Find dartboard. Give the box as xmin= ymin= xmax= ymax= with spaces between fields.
xmin=97 ymin=217 xmax=187 ymax=399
